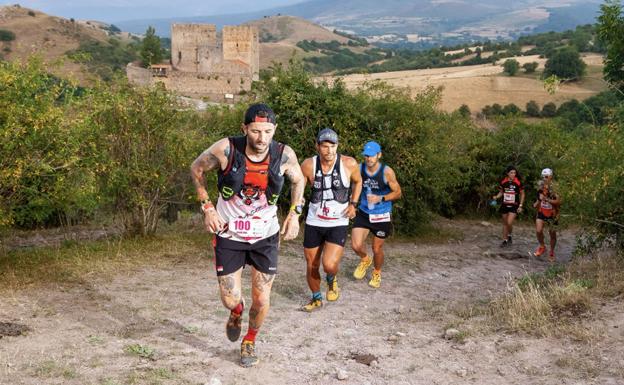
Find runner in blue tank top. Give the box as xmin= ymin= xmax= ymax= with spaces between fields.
xmin=351 ymin=141 xmax=402 ymax=288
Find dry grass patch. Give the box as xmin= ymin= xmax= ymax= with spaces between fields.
xmin=488 ymin=252 xmax=624 ymax=338
xmin=0 ymin=226 xmax=210 ymax=291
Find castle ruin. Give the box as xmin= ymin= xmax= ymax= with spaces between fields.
xmin=127 ymin=23 xmax=259 ymax=103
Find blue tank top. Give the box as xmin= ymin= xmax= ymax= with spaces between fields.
xmin=359 ymin=163 xmax=392 ymax=214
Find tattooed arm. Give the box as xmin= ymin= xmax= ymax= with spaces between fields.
xmin=190 ymin=138 xmax=230 ymax=233
xmin=280 ymin=145 xmax=305 ymax=241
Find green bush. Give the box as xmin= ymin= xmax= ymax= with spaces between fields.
xmin=526 ymin=100 xmax=541 ymax=117
xmin=503 ymin=59 xmax=520 ymax=76
xmin=0 ymin=58 xmax=96 ymax=228
xmin=0 ymin=29 xmax=16 ymax=42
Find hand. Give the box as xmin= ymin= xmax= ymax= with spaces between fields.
xmin=280 ymin=213 xmax=300 ymax=241
xmin=343 ymin=204 xmax=357 ymax=219
xmin=517 ymin=206 xmax=523 ymax=214
xmin=367 ymin=194 xmax=382 ymax=205
xmin=204 ymin=209 xmax=225 ymax=233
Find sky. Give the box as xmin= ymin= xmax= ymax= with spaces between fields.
xmin=0 ymin=0 xmax=305 ymax=22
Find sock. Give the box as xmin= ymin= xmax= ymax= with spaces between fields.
xmin=243 ymin=327 xmax=258 ymax=343
xmin=363 ymin=255 xmax=372 ymax=263
xmin=312 ymin=291 xmax=322 ymax=301
xmin=373 ymin=268 xmax=381 ymax=275
xmin=232 ymin=301 xmax=244 ymax=315
xmin=326 ymin=274 xmax=335 ymax=285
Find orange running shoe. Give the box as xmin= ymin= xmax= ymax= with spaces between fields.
xmin=534 ymin=245 xmax=546 ymax=257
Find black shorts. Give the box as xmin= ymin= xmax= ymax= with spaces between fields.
xmin=303 ymin=224 xmax=348 ymax=248
xmin=214 ymin=232 xmax=279 ymax=276
xmin=537 ymin=212 xmax=559 ymax=227
xmin=352 ymin=210 xmax=393 ymax=239
xmin=499 ymin=205 xmax=519 ymax=214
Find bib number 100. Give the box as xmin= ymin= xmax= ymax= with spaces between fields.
xmin=233 ymin=220 xmax=252 ymax=231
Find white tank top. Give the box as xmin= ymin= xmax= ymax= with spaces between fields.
xmin=216 ymin=193 xmax=280 ymax=244
xmin=305 ymin=156 xmax=351 ymax=227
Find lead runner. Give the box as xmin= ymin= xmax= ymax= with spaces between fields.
xmin=190 ymin=103 xmax=305 ymax=367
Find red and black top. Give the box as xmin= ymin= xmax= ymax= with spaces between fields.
xmin=499 ymin=177 xmax=523 ymax=207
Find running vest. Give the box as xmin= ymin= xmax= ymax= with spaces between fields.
xmin=537 ymin=186 xmax=558 ymax=218
xmin=215 ymin=136 xmax=285 ymax=243
xmin=305 ymin=154 xmax=351 ymax=227
xmin=217 ymin=136 xmax=285 ymax=206
xmin=499 ymin=177 xmax=523 ymax=207
xmin=360 ymin=163 xmax=392 ymax=215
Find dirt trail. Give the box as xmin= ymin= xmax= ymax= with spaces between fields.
xmin=1 ymin=220 xmax=623 ymax=385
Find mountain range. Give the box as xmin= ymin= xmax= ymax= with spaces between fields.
xmin=115 ymin=0 xmax=604 ymax=45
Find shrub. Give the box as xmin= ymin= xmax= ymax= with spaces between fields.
xmin=503 ymin=59 xmax=520 ymax=76
xmin=541 ymin=102 xmax=557 ymax=117
xmin=526 ymin=100 xmax=541 ymax=117
xmin=522 ymin=62 xmax=539 ymax=73
xmin=0 ymin=29 xmax=16 ymax=42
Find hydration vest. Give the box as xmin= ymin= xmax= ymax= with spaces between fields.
xmin=217 ymin=136 xmax=285 ymax=205
xmin=309 ymin=154 xmax=350 ymax=204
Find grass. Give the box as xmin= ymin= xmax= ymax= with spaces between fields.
xmin=124 ymin=344 xmax=155 ymax=359
xmin=487 ymin=252 xmax=624 ymax=337
xmin=0 ymin=225 xmax=210 ymax=291
xmin=33 ymin=360 xmax=77 ymax=379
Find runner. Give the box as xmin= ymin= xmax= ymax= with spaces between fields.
xmin=532 ymin=168 xmax=561 ymax=262
xmin=190 ymin=103 xmax=305 ymax=367
xmin=351 ymin=141 xmax=402 ymax=288
xmin=492 ymin=166 xmax=525 ymax=247
xmin=300 ymin=128 xmax=362 ymax=311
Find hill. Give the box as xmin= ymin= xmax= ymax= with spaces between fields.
xmin=115 ymin=0 xmax=604 ymax=46
xmin=248 ymin=15 xmax=353 ymax=69
xmin=0 ymin=4 xmax=137 ymax=82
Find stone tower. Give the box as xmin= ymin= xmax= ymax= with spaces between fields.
xmin=171 ymin=24 xmax=217 ymax=72
xmin=222 ymin=25 xmax=259 ymax=80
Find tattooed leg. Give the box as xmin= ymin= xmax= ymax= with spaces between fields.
xmin=248 ymin=268 xmax=275 ymax=330
xmin=218 ymin=268 xmax=243 ymax=310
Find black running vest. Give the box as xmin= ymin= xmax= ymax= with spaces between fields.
xmin=217 ymin=136 xmax=285 ymax=205
xmin=309 ymin=154 xmax=350 ymax=204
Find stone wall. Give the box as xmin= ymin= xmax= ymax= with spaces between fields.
xmin=171 ymin=24 xmax=217 ymax=72
xmin=222 ymin=25 xmax=259 ymax=80
xmin=126 ymin=64 xmax=152 ymax=86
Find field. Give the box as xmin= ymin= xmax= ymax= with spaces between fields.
xmin=323 ymin=54 xmax=608 ymax=113
xmin=1 ymin=218 xmax=623 ymax=385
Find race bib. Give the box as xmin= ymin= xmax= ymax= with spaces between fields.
xmin=317 ymin=204 xmax=344 ymax=220
xmin=228 ymin=217 xmax=265 ymax=238
xmin=541 ymin=201 xmax=553 ymax=210
xmin=503 ymin=192 xmax=516 ymax=204
xmin=369 ymin=212 xmax=391 ymax=223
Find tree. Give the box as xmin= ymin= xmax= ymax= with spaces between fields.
xmin=597 ymin=0 xmax=624 ymax=90
xmin=502 ymin=103 xmax=521 ymax=115
xmin=503 ymin=59 xmax=520 ymax=75
xmin=543 ymin=47 xmax=586 ymax=80
xmin=522 ymin=62 xmax=539 ymax=73
xmin=541 ymin=102 xmax=557 ymax=117
xmin=140 ymin=26 xmax=163 ymax=67
xmin=526 ymin=100 xmax=541 ymax=117
xmin=458 ymin=104 xmax=471 ymax=118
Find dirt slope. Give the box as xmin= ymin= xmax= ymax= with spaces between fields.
xmin=1 ymin=219 xmax=623 ymax=385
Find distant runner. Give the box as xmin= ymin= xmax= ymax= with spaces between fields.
xmin=532 ymin=168 xmax=561 ymax=262
xmin=351 ymin=141 xmax=402 ymax=288
xmin=190 ymin=103 xmax=305 ymax=367
xmin=492 ymin=166 xmax=525 ymax=247
xmin=300 ymin=128 xmax=362 ymax=311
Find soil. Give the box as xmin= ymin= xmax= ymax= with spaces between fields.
xmin=1 ymin=219 xmax=623 ymax=385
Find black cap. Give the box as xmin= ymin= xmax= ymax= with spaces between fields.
xmin=317 ymin=127 xmax=338 ymax=144
xmin=244 ymin=103 xmax=276 ymax=125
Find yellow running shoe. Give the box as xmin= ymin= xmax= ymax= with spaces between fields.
xmin=326 ymin=279 xmax=340 ymax=301
xmin=353 ymin=257 xmax=372 ymax=280
xmin=301 ymin=298 xmax=323 ymax=312
xmin=369 ymin=271 xmax=381 ymax=288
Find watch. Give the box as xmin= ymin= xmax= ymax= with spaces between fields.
xmin=200 ymin=199 xmax=214 ymax=213
xmin=290 ymin=204 xmax=304 ymax=215
xmin=350 ymin=201 xmax=359 ymax=206
xmin=381 ymin=196 xmax=386 ymax=202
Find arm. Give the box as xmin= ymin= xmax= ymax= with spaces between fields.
xmin=341 ymin=157 xmax=362 ymax=219
xmin=280 ymin=146 xmax=305 ymax=241
xmin=190 ymin=138 xmax=229 ymax=233
xmin=518 ymin=189 xmax=526 ymax=213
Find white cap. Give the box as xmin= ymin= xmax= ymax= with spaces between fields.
xmin=541 ymin=168 xmax=553 ymax=177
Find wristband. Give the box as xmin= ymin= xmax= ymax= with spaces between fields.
xmin=381 ymin=196 xmax=386 ymax=202
xmin=350 ymin=201 xmax=359 ymax=206
xmin=201 ymin=199 xmax=214 ymax=213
